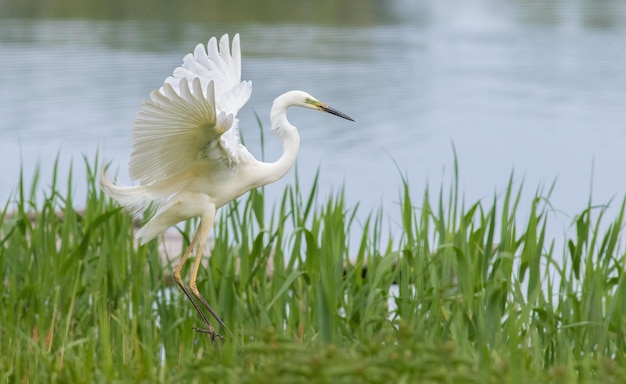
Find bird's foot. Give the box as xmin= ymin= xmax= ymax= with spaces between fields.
xmin=192 ymin=326 xmax=225 ymax=342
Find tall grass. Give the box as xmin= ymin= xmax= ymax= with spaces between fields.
xmin=1 ymin=154 xmax=625 ymax=383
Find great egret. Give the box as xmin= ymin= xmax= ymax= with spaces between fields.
xmin=100 ymin=33 xmax=354 ymax=340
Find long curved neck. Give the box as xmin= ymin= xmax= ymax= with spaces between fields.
xmin=254 ymin=97 xmax=300 ymax=185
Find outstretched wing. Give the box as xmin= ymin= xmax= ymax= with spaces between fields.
xmin=164 ymin=34 xmax=252 ymax=165
xmin=129 ymin=34 xmax=253 ymax=185
xmin=129 ymin=78 xmax=233 ymax=184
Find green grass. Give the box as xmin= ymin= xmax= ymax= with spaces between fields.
xmin=2 ymin=155 xmax=626 ymax=383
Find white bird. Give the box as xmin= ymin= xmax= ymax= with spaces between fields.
xmin=100 ymin=33 xmax=354 ymax=340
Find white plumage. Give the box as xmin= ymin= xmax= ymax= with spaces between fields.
xmin=130 ymin=34 xmax=252 ymax=185
xmin=100 ymin=33 xmax=354 ymax=340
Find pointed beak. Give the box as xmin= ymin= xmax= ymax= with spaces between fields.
xmin=319 ymin=105 xmax=355 ymax=122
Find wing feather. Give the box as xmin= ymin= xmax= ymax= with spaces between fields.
xmin=129 ymin=34 xmax=253 ymax=185
xmin=129 ymin=78 xmax=232 ymax=184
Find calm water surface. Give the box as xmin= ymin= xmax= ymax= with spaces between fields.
xmin=2 ymin=1 xmax=626 ymax=245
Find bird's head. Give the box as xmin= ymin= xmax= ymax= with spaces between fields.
xmin=276 ymin=90 xmax=355 ymax=122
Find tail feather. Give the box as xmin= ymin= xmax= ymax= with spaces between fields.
xmin=99 ymin=167 xmax=166 ymax=216
xmin=99 ymin=165 xmax=202 ymax=243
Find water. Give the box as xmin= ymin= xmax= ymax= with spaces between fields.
xmin=2 ymin=1 xmax=626 ymax=248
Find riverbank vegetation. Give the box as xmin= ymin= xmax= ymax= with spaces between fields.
xmin=1 ymin=157 xmax=625 ymax=383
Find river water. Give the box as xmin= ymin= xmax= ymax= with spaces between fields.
xmin=2 ymin=1 xmax=626 ymax=247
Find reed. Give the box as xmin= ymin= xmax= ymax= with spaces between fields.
xmin=1 ymin=154 xmax=625 ymax=383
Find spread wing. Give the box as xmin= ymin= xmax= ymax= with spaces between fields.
xmin=129 ymin=34 xmax=253 ymax=185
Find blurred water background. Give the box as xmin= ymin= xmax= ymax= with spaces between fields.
xmin=2 ymin=0 xmax=626 ymax=247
